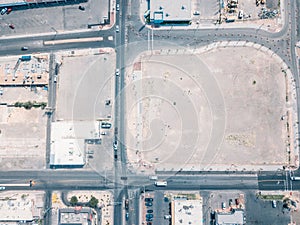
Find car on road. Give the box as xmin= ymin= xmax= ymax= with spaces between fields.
xmin=21 ymin=46 xmax=28 ymax=51
xmin=115 ymin=68 xmax=120 ymax=76
xmin=6 ymin=8 xmax=12 ymax=14
xmin=1 ymin=8 xmax=8 ymax=15
xmin=113 ymin=140 xmax=118 ymax=150
xmin=116 ymin=25 xmax=119 ymax=32
xmin=145 ymin=202 xmax=153 ymax=207
xmin=147 ymin=209 xmax=153 ymax=213
xmin=145 ymin=198 xmax=153 ymax=202
xmin=125 ymin=212 xmax=129 ymax=221
xmin=0 ymin=187 xmax=5 ymax=190
xmin=272 ymin=200 xmax=277 ymax=208
xmin=8 ymin=24 xmax=15 ymax=29
xmin=116 ymin=3 xmax=119 ymax=11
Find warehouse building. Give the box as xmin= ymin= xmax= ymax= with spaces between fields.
xmin=149 ymin=0 xmax=191 ymax=24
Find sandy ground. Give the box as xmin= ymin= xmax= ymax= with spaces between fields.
xmin=0 ymin=106 xmax=46 ymax=169
xmin=125 ymin=45 xmax=296 ymax=172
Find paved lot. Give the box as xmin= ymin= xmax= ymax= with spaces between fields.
xmin=126 ymin=45 xmax=294 ymax=172
xmin=56 ymin=49 xmax=115 ymax=121
xmin=0 ymin=0 xmax=109 ymax=36
xmin=202 ymin=190 xmax=291 ymax=225
xmin=55 ymin=49 xmax=115 ymax=172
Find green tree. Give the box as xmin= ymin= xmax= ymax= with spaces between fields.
xmin=70 ymin=196 xmax=78 ymax=206
xmin=88 ymin=196 xmax=99 ymax=208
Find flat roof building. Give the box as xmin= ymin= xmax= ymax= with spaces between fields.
xmin=59 ymin=208 xmax=94 ymax=225
xmin=149 ymin=0 xmax=191 ymax=24
xmin=215 ymin=209 xmax=245 ymax=225
xmin=50 ymin=121 xmax=99 ymax=168
xmin=171 ymin=199 xmax=203 ymax=225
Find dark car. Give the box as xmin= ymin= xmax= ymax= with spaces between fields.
xmin=78 ymin=5 xmax=85 ymax=10
xmin=145 ymin=202 xmax=153 ymax=207
xmin=125 ymin=213 xmax=129 ymax=221
xmin=145 ymin=198 xmax=153 ymax=202
xmin=146 ymin=217 xmax=153 ymax=222
xmin=147 ymin=209 xmax=153 ymax=213
xmin=21 ymin=46 xmax=28 ymax=51
xmin=8 ymin=24 xmax=15 ymax=29
xmin=7 ymin=8 xmax=12 ymax=14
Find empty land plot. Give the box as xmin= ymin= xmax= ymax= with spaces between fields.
xmin=0 ymin=106 xmax=46 ymax=169
xmin=55 ymin=49 xmax=115 ymax=121
xmin=126 ymin=46 xmax=294 ymax=172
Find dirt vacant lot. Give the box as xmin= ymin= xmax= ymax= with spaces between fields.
xmin=126 ymin=46 xmax=296 ymax=172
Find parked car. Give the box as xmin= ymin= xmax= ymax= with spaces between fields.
xmin=221 ymin=202 xmax=226 ymax=209
xmin=8 ymin=24 xmax=15 ymax=29
xmin=116 ymin=25 xmax=119 ymax=32
xmin=0 ymin=187 xmax=5 ymax=190
xmin=145 ymin=202 xmax=153 ymax=207
xmin=272 ymin=200 xmax=277 ymax=208
xmin=7 ymin=8 xmax=12 ymax=14
xmin=78 ymin=5 xmax=85 ymax=10
xmin=145 ymin=198 xmax=153 ymax=202
xmin=146 ymin=214 xmax=153 ymax=218
xmin=1 ymin=8 xmax=8 ymax=15
xmin=147 ymin=209 xmax=153 ymax=213
xmin=125 ymin=212 xmax=129 ymax=221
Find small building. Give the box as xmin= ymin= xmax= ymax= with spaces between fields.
xmin=59 ymin=208 xmax=94 ymax=225
xmin=171 ymin=199 xmax=203 ymax=225
xmin=149 ymin=0 xmax=191 ymax=24
xmin=215 ymin=209 xmax=245 ymax=225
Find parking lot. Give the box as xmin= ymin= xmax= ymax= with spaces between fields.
xmin=55 ymin=49 xmax=115 ymax=121
xmin=202 ymin=190 xmax=291 ymax=225
xmin=141 ymin=191 xmax=170 ymax=225
xmin=54 ymin=48 xmax=115 ymax=172
xmin=0 ymin=0 xmax=109 ymax=37
xmin=126 ymin=45 xmax=294 ymax=172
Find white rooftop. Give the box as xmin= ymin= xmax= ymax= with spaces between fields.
xmin=0 ymin=192 xmax=44 ymax=222
xmin=150 ymin=0 xmax=191 ymax=22
xmin=50 ymin=121 xmax=98 ymax=166
xmin=215 ymin=210 xmax=244 ymax=225
xmin=172 ymin=199 xmax=203 ymax=225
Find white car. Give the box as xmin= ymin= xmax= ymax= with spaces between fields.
xmin=115 ymin=69 xmax=120 ymax=76
xmin=116 ymin=3 xmax=120 ymax=11
xmin=116 ymin=25 xmax=119 ymax=32
xmin=0 ymin=8 xmax=7 ymax=15
xmin=0 ymin=187 xmax=5 ymax=190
